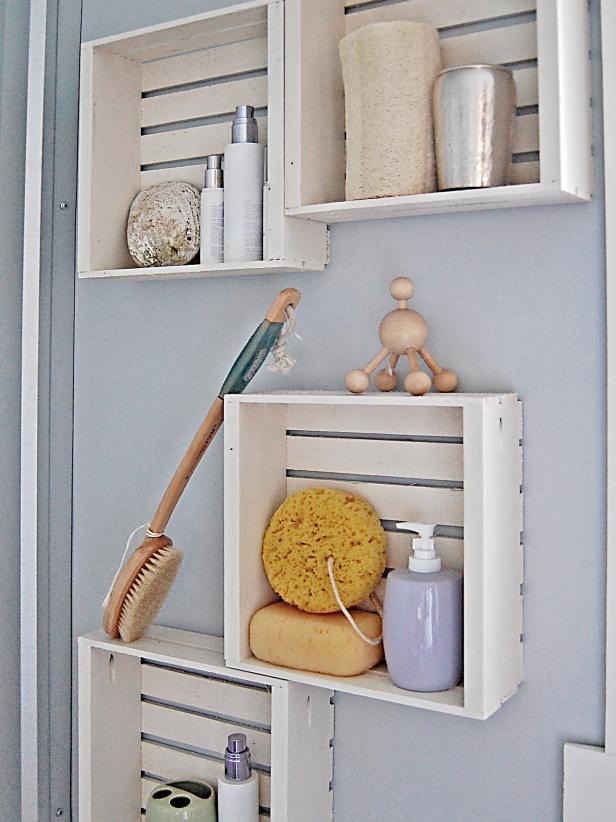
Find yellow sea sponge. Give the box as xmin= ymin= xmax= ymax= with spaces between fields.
xmin=262 ymin=487 xmax=386 ymax=613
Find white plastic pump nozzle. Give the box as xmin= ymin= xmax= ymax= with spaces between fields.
xmin=396 ymin=522 xmax=442 ymax=573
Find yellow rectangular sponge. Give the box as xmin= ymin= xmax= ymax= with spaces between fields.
xmin=249 ymin=601 xmax=383 ymax=677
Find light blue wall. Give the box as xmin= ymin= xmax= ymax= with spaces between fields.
xmin=74 ymin=2 xmax=606 ymax=819
xmin=0 ymin=1 xmax=30 ymax=817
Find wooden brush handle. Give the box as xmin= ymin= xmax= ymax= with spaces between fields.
xmin=149 ymin=397 xmax=224 ymax=535
xmin=148 ymin=289 xmax=300 ymax=535
xmin=265 ymin=287 xmax=301 ymax=322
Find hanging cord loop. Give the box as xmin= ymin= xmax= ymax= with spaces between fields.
xmin=101 ymin=522 xmax=164 ymax=608
xmin=327 ymin=557 xmax=383 ymax=646
xmin=268 ymin=305 xmax=302 ymax=373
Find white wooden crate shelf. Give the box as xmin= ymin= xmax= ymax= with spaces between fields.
xmin=224 ymin=392 xmax=524 ymax=720
xmin=80 ymin=260 xmax=317 ymax=282
xmin=285 ymin=0 xmax=592 ymax=222
xmin=79 ymin=626 xmax=334 ymax=822
xmin=77 ymin=0 xmax=328 ymax=280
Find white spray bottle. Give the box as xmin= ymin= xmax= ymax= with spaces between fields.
xmin=217 ymin=733 xmax=259 ymax=822
xmin=223 ymin=105 xmax=264 ymax=263
xmin=200 ymin=153 xmax=224 ymax=264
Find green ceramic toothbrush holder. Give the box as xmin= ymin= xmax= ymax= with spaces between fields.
xmin=146 ymin=780 xmax=217 ymax=822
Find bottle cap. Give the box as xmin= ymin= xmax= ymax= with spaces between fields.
xmin=232 ymin=104 xmax=258 ymax=143
xmin=224 ymin=733 xmax=252 ymax=781
xmin=396 ymin=522 xmax=442 ymax=573
xmin=204 ymin=153 xmax=223 ymax=188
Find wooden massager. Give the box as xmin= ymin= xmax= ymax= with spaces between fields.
xmin=345 ymin=277 xmax=459 ymax=396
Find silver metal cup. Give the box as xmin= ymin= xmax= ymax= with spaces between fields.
xmin=433 ymin=65 xmax=517 ymax=190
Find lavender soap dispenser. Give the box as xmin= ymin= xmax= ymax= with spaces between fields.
xmin=383 ymin=522 xmax=462 ymax=692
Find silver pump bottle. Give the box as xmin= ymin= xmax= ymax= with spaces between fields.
xmin=217 ymin=732 xmax=259 ymax=821
xmin=224 ymin=733 xmax=252 ymax=781
xmin=231 ymin=105 xmax=259 ymax=144
xmin=204 ymin=153 xmax=223 ymax=189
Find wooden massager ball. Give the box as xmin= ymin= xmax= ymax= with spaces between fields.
xmin=345 ymin=277 xmax=459 ymax=396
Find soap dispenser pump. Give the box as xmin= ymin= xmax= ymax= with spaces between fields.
xmin=383 ymin=522 xmax=463 ymax=692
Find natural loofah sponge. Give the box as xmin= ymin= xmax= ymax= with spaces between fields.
xmin=262 ymin=487 xmax=386 ymax=613
xmin=339 ymin=21 xmax=442 ymax=200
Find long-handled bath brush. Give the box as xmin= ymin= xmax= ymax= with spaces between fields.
xmin=103 ymin=287 xmax=301 ymax=642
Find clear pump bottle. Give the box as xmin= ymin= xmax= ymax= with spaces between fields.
xmin=383 ymin=522 xmax=463 ymax=692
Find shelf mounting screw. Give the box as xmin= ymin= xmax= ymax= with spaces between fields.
xmin=59 ymin=201 xmax=68 ymax=210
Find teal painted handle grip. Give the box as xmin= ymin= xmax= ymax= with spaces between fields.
xmin=218 ymin=319 xmax=283 ymax=396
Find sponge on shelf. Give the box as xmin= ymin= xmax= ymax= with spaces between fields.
xmin=250 ymin=602 xmax=384 ymax=676
xmin=262 ymin=487 xmax=386 ymax=613
xmin=339 ymin=21 xmax=442 ymax=200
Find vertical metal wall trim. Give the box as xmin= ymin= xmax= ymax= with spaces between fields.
xmin=1 ymin=1 xmax=31 ymax=818
xmin=21 ymin=0 xmax=80 ymax=818
xmin=563 ymin=3 xmax=616 ymax=820
xmin=603 ymin=0 xmax=616 ymax=757
xmin=21 ymin=0 xmax=49 ymax=815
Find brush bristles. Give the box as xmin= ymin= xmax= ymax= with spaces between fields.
xmin=118 ymin=545 xmax=183 ymax=643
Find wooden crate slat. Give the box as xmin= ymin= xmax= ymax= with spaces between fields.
xmin=513 ymin=65 xmax=538 ymax=107
xmin=79 ymin=647 xmax=143 ymax=821
xmin=513 ymin=112 xmax=539 ymax=154
xmin=344 ymin=0 xmax=536 ymax=32
xmin=442 ymin=21 xmax=537 ymax=67
xmin=286 ymin=476 xmax=464 ymax=526
xmin=141 ymin=164 xmax=208 ymax=190
xmin=141 ymin=741 xmax=272 ymax=807
xmin=126 ymin=24 xmax=268 ymax=64
xmin=141 ymin=743 xmax=226 ymax=785
xmin=141 ymin=75 xmax=268 ymax=128
xmin=141 ymin=116 xmax=268 ymax=166
xmin=81 ymin=261 xmax=309 ymax=282
xmin=108 ymin=7 xmax=268 ymax=61
xmin=142 ymin=37 xmax=268 ymax=92
xmin=141 ymin=664 xmax=271 ymax=726
xmin=386 ymin=533 xmax=464 ymax=570
xmin=141 ymin=702 xmax=271 ymax=766
xmin=510 ymin=160 xmax=540 ymax=185
xmin=286 ymin=403 xmax=463 ymax=438
xmin=79 ymin=48 xmax=142 ymax=273
xmin=243 ymin=655 xmax=467 ymax=713
xmin=287 ymin=435 xmax=464 ymax=483
xmin=286 ymin=180 xmax=580 ymax=221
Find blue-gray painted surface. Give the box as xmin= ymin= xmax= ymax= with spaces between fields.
xmin=73 ymin=2 xmax=606 ymax=819
xmin=0 ymin=1 xmax=30 ymax=817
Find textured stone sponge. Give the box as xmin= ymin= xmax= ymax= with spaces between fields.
xmin=339 ymin=21 xmax=442 ymax=200
xmin=250 ymin=602 xmax=384 ymax=676
xmin=262 ymin=487 xmax=386 ymax=613
xmin=126 ymin=181 xmax=200 ymax=267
